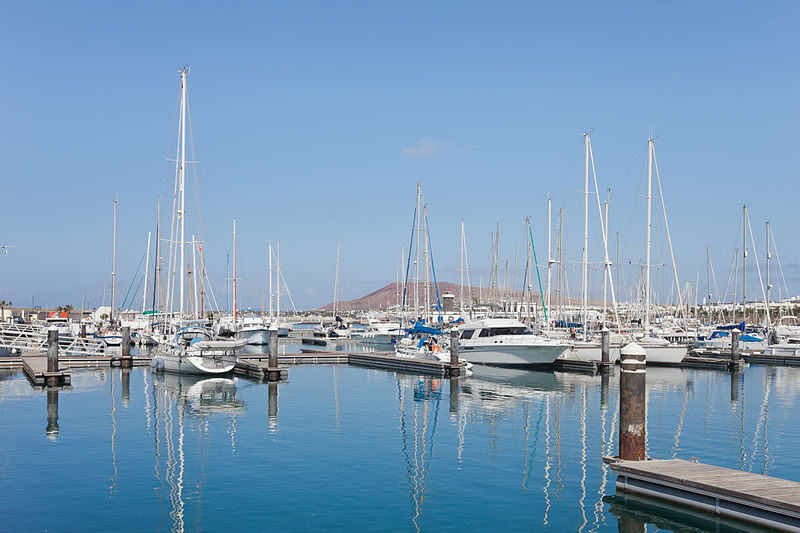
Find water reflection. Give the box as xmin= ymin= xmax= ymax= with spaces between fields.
xmin=150 ymin=373 xmax=246 ymax=533
xmin=396 ymin=374 xmax=442 ymax=532
xmin=45 ymin=390 xmax=59 ymax=440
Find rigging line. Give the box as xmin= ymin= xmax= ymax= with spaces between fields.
xmin=588 ymin=141 xmax=621 ymax=330
xmin=401 ymin=204 xmax=418 ymax=321
xmin=652 ymin=144 xmax=686 ymax=325
xmin=423 ymin=211 xmax=443 ymax=320
xmin=120 ymin=248 xmax=147 ymax=310
xmin=528 ymin=223 xmax=548 ymax=323
xmin=745 ymin=212 xmax=771 ymax=326
xmin=550 ymin=136 xmax=584 ymax=198
xmin=769 ymin=229 xmax=790 ymax=300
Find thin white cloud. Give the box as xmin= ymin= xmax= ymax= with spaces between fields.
xmin=401 ymin=138 xmax=444 ymax=159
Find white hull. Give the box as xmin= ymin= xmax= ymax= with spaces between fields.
xmin=560 ymin=344 xmax=621 ymax=363
xmin=152 ymin=352 xmax=236 ymax=375
xmin=461 ymin=343 xmax=567 ymax=366
xmin=234 ymin=328 xmax=270 ymax=345
xmin=640 ymin=344 xmax=687 ymax=365
xmin=361 ymin=332 xmax=399 ymax=346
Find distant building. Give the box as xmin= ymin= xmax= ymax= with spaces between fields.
xmin=442 ymin=290 xmax=455 ymax=313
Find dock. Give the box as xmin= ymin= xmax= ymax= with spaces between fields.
xmin=553 ymin=358 xmax=615 ymax=373
xmin=21 ymin=355 xmax=71 ymax=387
xmin=680 ymin=355 xmax=744 ymax=370
xmin=604 ymin=457 xmax=800 ymax=531
xmin=233 ymin=358 xmax=288 ymax=381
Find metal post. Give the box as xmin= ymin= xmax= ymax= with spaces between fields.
xmin=268 ymin=327 xmax=278 ymax=368
xmin=46 ymin=390 xmax=59 ymax=440
xmin=619 ymin=342 xmax=646 ymax=461
xmin=449 ymin=328 xmax=459 ymax=375
xmin=80 ymin=323 xmax=86 ymax=338
xmin=731 ymin=328 xmax=740 ymax=364
xmin=47 ymin=328 xmax=59 ymax=374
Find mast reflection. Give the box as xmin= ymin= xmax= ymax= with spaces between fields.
xmin=150 ymin=373 xmax=246 ymax=533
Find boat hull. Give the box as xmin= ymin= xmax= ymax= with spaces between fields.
xmin=151 ymin=352 xmax=236 ymax=375
xmin=460 ymin=343 xmax=567 ymax=366
xmin=234 ymin=328 xmax=270 ymax=345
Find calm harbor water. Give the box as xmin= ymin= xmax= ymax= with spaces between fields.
xmin=1 ymin=360 xmax=798 ymax=532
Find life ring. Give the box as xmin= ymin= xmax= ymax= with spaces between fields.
xmin=432 ymin=344 xmax=440 ymax=353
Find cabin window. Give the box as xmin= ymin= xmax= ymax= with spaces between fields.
xmin=478 ymin=329 xmax=490 ymax=337
xmin=460 ymin=329 xmax=476 ymax=339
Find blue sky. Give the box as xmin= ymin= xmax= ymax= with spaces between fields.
xmin=0 ymin=2 xmax=797 ymax=310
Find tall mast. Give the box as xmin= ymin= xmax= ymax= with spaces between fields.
xmin=582 ymin=132 xmax=590 ymax=338
xmin=276 ymin=240 xmax=281 ymax=327
xmin=644 ymin=137 xmax=653 ymax=337
xmin=269 ymin=243 xmax=273 ymax=321
xmin=142 ymin=231 xmax=151 ymax=315
xmin=232 ymin=218 xmax=237 ymax=329
xmin=111 ymin=197 xmax=117 ymax=323
xmin=546 ymin=197 xmax=553 ymax=330
xmin=191 ymin=235 xmax=198 ymax=318
xmin=334 ymin=236 xmax=341 ymax=319
xmin=423 ymin=205 xmax=429 ymax=322
xmin=460 ymin=218 xmax=464 ymax=315
xmin=178 ymin=67 xmax=188 ymax=319
xmin=602 ymin=195 xmax=609 ymax=326
xmin=414 ymin=182 xmax=421 ymax=320
xmin=742 ymin=204 xmax=747 ymax=325
xmin=766 ymin=221 xmax=771 ymax=320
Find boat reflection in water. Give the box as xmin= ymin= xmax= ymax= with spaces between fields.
xmin=150 ymin=373 xmax=246 ymax=533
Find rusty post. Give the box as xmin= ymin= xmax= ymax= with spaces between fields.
xmin=47 ymin=328 xmax=59 ymax=383
xmin=449 ymin=329 xmax=460 ymax=376
xmin=619 ymin=342 xmax=646 ymax=461
xmin=46 ymin=390 xmax=59 ymax=439
xmin=731 ymin=328 xmax=740 ymax=364
xmin=80 ymin=323 xmax=86 ymax=338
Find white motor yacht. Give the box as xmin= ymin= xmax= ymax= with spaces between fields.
xmin=234 ymin=316 xmax=271 ymax=345
xmin=458 ymin=318 xmax=568 ymax=366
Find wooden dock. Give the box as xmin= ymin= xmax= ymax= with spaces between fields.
xmin=233 ymin=358 xmax=288 ymax=381
xmin=604 ymin=457 xmax=800 ymax=531
xmin=554 ymin=358 xmax=615 ymax=373
xmin=21 ymin=355 xmax=71 ymax=387
xmin=680 ymin=355 xmax=744 ymax=370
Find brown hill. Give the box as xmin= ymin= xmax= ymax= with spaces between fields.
xmin=318 ymin=282 xmax=543 ymax=312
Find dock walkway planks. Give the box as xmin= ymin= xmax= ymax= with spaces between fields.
xmin=605 ymin=457 xmax=800 ymax=531
xmin=21 ymin=355 xmax=71 ymax=386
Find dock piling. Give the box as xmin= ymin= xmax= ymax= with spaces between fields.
xmin=80 ymin=324 xmax=86 ymax=338
xmin=47 ymin=328 xmax=59 ymax=386
xmin=619 ymin=342 xmax=646 ymax=461
xmin=601 ymin=329 xmax=610 ymax=364
xmin=731 ymin=328 xmax=740 ymax=364
xmin=449 ymin=329 xmax=460 ymax=376
xmin=120 ymin=326 xmax=133 ymax=368
xmin=268 ymin=328 xmax=278 ymax=368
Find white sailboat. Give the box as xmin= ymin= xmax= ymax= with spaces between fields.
xmin=637 ymin=137 xmax=687 ymax=365
xmin=151 ymin=67 xmax=236 ymax=375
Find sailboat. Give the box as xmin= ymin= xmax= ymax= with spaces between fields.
xmin=151 ymin=67 xmax=242 ymax=375
xmin=98 ymin=197 xmax=122 ymax=346
xmin=636 ymin=137 xmax=688 ymax=365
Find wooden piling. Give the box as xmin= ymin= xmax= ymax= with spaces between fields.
xmin=46 ymin=328 xmax=59 ymax=387
xmin=80 ymin=323 xmax=86 ymax=338
xmin=268 ymin=328 xmax=278 ymax=368
xmin=731 ymin=328 xmax=740 ymax=364
xmin=120 ymin=326 xmax=133 ymax=368
xmin=601 ymin=329 xmax=610 ymax=364
xmin=449 ymin=329 xmax=460 ymax=376
xmin=619 ymin=342 xmax=646 ymax=461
